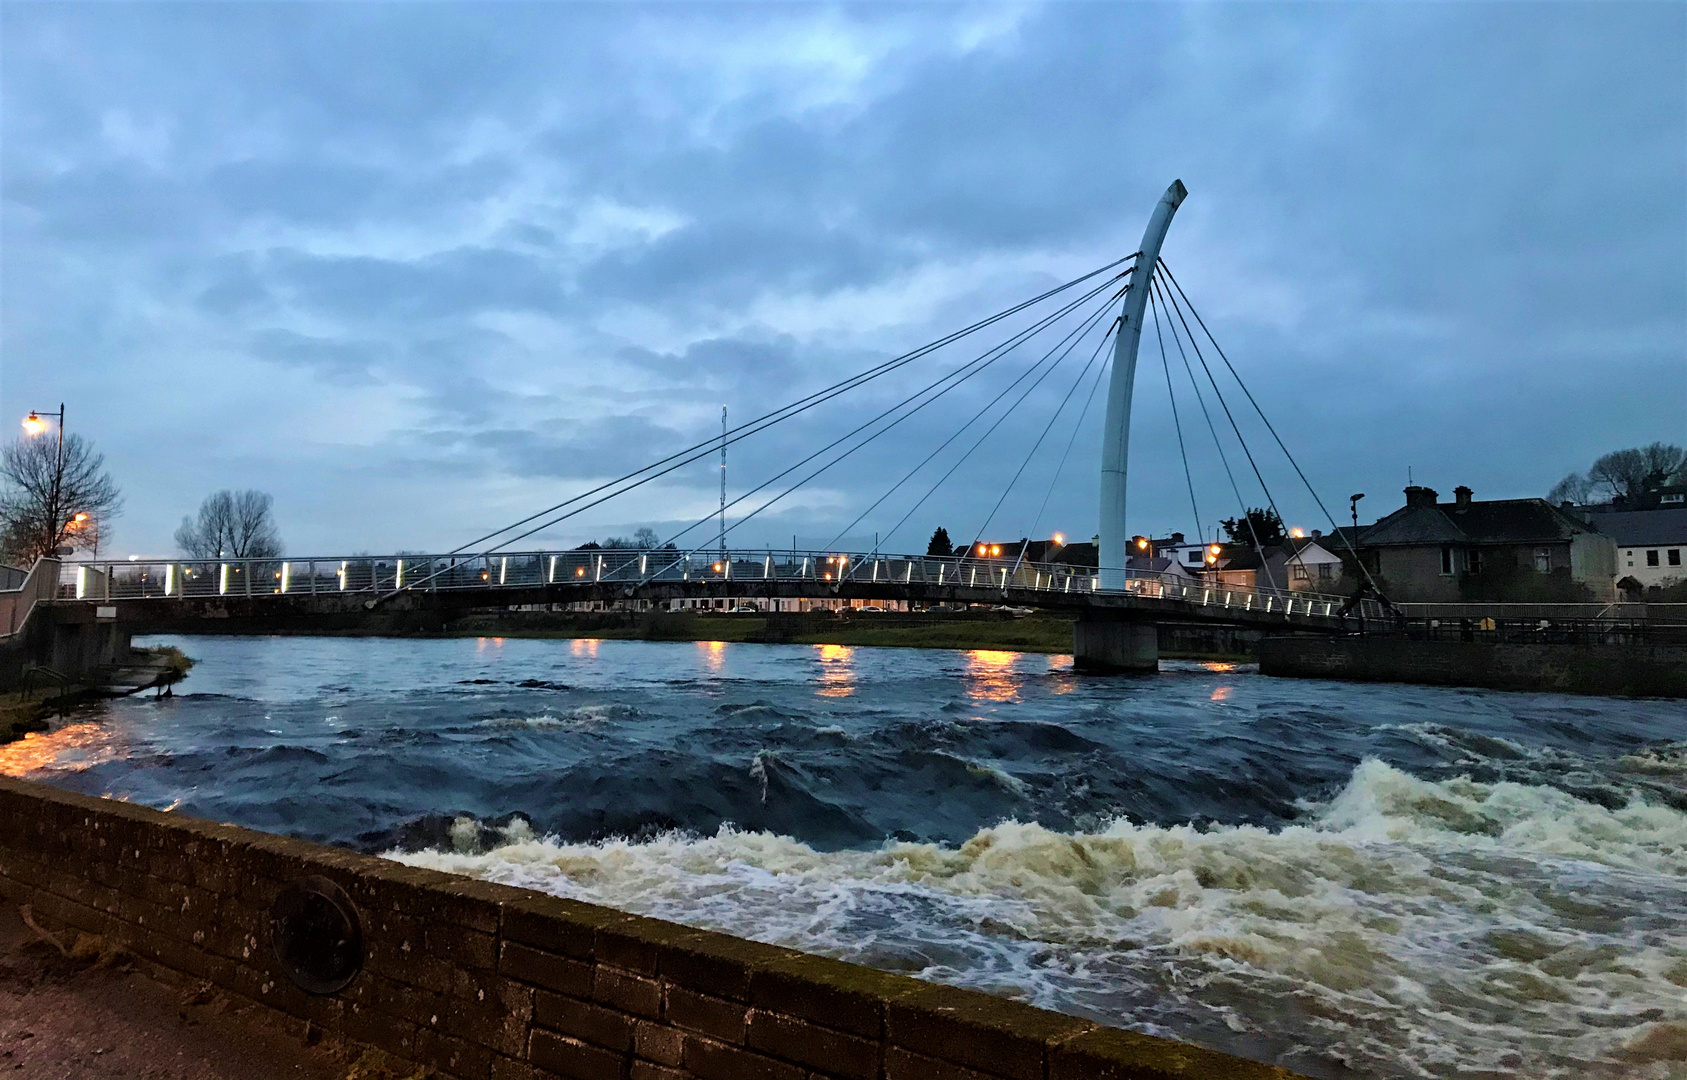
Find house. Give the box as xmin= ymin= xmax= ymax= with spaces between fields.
xmin=1595 ymin=507 xmax=1687 ymax=593
xmin=1353 ymin=485 xmax=1616 ymax=602
xmin=1204 ymin=537 xmax=1344 ymax=593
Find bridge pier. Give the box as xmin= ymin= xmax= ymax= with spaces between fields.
xmin=1072 ymin=612 xmax=1158 ymax=673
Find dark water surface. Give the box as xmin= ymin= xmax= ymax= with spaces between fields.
xmin=6 ymin=635 xmax=1685 ymax=1079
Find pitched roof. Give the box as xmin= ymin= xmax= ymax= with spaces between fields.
xmin=1596 ymin=508 xmax=1687 ymax=547
xmin=1360 ymin=498 xmax=1594 ymax=547
xmin=1049 ymin=542 xmax=1098 ymax=567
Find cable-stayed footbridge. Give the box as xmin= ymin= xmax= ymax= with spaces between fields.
xmin=36 ymin=181 xmax=1392 ymax=671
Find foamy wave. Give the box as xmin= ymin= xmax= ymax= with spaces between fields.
xmin=392 ymin=760 xmax=1687 ymax=1079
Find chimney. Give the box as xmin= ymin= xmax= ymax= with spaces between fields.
xmin=1312 ymin=529 xmax=1322 ymax=540
xmin=1454 ymin=485 xmax=1473 ymax=511
xmin=1404 ymin=485 xmax=1439 ymax=509
xmin=1170 ymin=532 xmax=1184 ymax=545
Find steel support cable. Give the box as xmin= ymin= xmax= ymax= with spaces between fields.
xmin=1020 ymin=335 xmax=1110 ymax=558
xmin=482 ymin=271 xmax=1129 ymax=580
xmin=1006 ymin=321 xmax=1118 ymax=582
xmin=1149 ymin=279 xmax=1281 ymax=593
xmin=857 ymin=298 xmax=1121 ymax=568
xmin=1150 ymin=285 xmax=1203 ymax=543
xmin=447 ymin=257 xmax=1137 ymax=557
xmin=1158 ymin=261 xmax=1387 ymax=596
xmin=640 ymin=279 xmax=1127 ymax=581
xmin=873 ymin=297 xmax=1119 ymax=565
xmin=820 ymin=296 xmax=1125 ymax=555
xmin=689 ymin=283 xmax=1124 ymax=573
xmin=971 ymin=316 xmax=1119 ymax=566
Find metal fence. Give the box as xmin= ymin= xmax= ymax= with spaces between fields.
xmin=57 ymin=548 xmax=1379 ymax=622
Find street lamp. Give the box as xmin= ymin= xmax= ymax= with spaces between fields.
xmin=22 ymin=403 xmax=70 ymax=556
xmin=1349 ymin=493 xmax=1365 ymax=533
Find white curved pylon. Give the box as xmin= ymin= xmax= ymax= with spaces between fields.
xmin=1098 ymin=179 xmax=1187 ymax=590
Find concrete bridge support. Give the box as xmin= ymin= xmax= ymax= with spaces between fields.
xmin=1073 ymin=612 xmax=1159 ymax=673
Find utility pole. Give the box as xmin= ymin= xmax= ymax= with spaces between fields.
xmin=719 ymin=406 xmax=727 ymax=561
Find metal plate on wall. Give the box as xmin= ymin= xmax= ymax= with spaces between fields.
xmin=269 ymin=876 xmax=364 ymax=995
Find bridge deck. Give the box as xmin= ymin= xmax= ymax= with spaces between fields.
xmin=54 ymin=549 xmax=1373 ymax=633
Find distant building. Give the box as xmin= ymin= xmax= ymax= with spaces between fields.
xmin=1352 ymin=485 xmax=1616 ymax=602
xmin=1595 ymin=508 xmax=1687 ymax=593
xmin=1204 ymin=536 xmax=1344 ymax=593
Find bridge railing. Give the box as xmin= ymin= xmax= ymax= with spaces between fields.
xmin=61 ymin=549 xmax=1382 ymax=622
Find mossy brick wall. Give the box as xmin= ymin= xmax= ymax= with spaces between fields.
xmin=0 ymin=776 xmax=1302 ymax=1080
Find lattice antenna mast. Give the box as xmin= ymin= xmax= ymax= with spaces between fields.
xmin=719 ymin=406 xmax=728 ymax=561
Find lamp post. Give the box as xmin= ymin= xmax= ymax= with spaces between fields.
xmin=1349 ymin=493 xmax=1365 ymax=534
xmin=22 ymin=403 xmax=68 ymax=557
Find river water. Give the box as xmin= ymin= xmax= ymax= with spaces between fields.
xmin=4 ymin=635 xmax=1684 ymax=1079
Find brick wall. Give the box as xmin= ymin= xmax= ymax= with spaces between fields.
xmin=0 ymin=776 xmax=1298 ymax=1080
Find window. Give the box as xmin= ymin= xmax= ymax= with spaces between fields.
xmin=1468 ymin=548 xmax=1482 ymax=572
xmin=1663 ymin=494 xmax=1684 ymax=505
xmin=1671 ymin=550 xmax=1682 ymax=567
xmin=1318 ymin=563 xmax=1334 ymax=582
xmin=1648 ymin=550 xmax=1660 ymax=567
xmin=1534 ymin=548 xmax=1550 ymax=573
xmin=1292 ymin=564 xmax=1309 ymax=581
xmin=1441 ymin=545 xmax=1454 ymax=575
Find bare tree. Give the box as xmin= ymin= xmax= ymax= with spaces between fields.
xmin=175 ymin=490 xmax=284 ymax=559
xmin=632 ymin=526 xmax=659 ymax=549
xmin=1546 ymin=472 xmax=1595 ymax=505
xmin=1588 ymin=443 xmax=1687 ymax=500
xmin=0 ymin=433 xmax=123 ymax=565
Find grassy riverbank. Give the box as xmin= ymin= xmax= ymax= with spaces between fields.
xmin=443 ymin=611 xmax=1082 ymax=654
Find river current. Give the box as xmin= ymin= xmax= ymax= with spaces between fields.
xmin=4 ymin=635 xmax=1684 ymax=1078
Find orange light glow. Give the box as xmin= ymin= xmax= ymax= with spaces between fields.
xmin=964 ymin=649 xmax=1020 ymax=702
xmin=977 ymin=544 xmax=987 ymax=555
xmin=713 ymin=563 xmax=722 ymax=572
xmin=20 ymin=412 xmax=45 ymax=436
xmin=1136 ymin=537 xmax=1148 ymax=550
xmin=823 ymin=572 xmax=832 ymax=581
xmin=1209 ymin=544 xmax=1222 ymax=554
xmin=0 ymin=722 xmax=120 ymax=777
xmin=1290 ymin=528 xmax=1305 ymax=539
xmin=990 ymin=545 xmax=1001 ymax=556
xmin=1052 ymin=533 xmax=1064 ymax=545
xmin=815 ymin=643 xmax=855 ymax=697
xmin=575 ymin=567 xmax=585 ymax=577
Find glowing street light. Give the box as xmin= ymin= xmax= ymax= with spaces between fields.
xmin=1052 ymin=533 xmax=1064 ymax=545
xmin=21 ymin=412 xmax=46 ymax=436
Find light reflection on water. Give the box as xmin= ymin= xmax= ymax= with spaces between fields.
xmin=0 ymin=722 xmax=122 ymax=777
xmin=815 ymin=643 xmax=855 ymax=697
xmin=964 ymin=649 xmax=1020 ymax=702
xmin=571 ymin=638 xmax=600 ymax=659
xmin=698 ymin=639 xmax=727 ymax=674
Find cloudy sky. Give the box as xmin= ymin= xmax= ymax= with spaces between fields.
xmin=2 ymin=2 xmax=1681 ymax=558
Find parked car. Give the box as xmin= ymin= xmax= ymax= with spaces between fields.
xmin=995 ymin=605 xmax=1034 ymax=618
xmin=728 ymin=604 xmax=760 ymax=613
xmin=857 ymin=605 xmax=885 ymax=613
